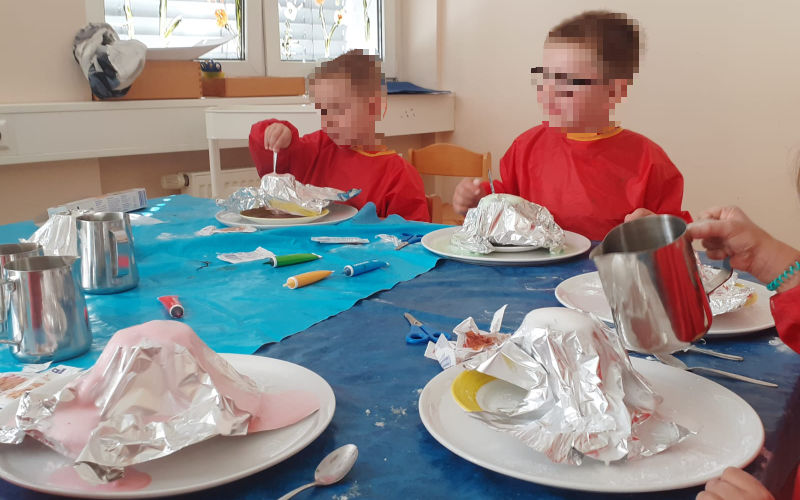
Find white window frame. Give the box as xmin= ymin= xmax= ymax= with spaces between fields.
xmin=85 ymin=0 xmax=396 ymax=79
xmin=262 ymin=0 xmax=397 ymax=78
xmin=85 ymin=0 xmax=266 ymax=77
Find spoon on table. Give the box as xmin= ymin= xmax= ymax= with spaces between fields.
xmin=683 ymin=345 xmax=743 ymax=361
xmin=277 ymin=444 xmax=359 ymax=500
xmin=654 ymin=353 xmax=777 ymax=388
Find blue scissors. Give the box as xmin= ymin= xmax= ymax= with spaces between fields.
xmin=404 ymin=313 xmax=452 ymax=344
xmin=200 ymin=59 xmax=222 ymax=72
xmin=395 ymin=233 xmax=423 ymax=250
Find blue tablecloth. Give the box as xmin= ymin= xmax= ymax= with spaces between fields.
xmin=0 ymin=197 xmax=798 ymax=500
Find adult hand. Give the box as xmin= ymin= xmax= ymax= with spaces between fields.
xmin=686 ymin=206 xmax=800 ymax=287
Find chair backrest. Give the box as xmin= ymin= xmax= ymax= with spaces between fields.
xmin=407 ymin=143 xmax=491 ymax=180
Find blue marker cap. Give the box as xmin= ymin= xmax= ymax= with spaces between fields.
xmin=343 ymin=260 xmax=389 ymax=277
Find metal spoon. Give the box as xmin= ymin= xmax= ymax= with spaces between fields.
xmin=273 ymin=150 xmax=278 ymax=174
xmin=611 ymin=324 xmax=742 ymax=361
xmin=487 ymin=168 xmax=496 ymax=195
xmin=684 ymin=345 xmax=743 ymax=361
xmin=654 ymin=353 xmax=777 ymax=388
xmin=277 ymin=444 xmax=359 ymax=500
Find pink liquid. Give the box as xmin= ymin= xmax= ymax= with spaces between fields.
xmin=248 ymin=390 xmax=320 ymax=433
xmin=48 ymin=465 xmax=151 ymax=492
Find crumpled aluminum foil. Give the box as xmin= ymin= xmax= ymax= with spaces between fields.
xmin=450 ymin=194 xmax=565 ymax=254
xmin=425 ymin=305 xmax=510 ymax=369
xmin=219 ymin=173 xmax=361 ymax=215
xmin=698 ymin=262 xmax=755 ymax=315
xmin=461 ymin=307 xmax=691 ymax=465
xmin=24 ymin=211 xmax=89 ymax=256
xmin=0 ymin=320 xmax=310 ymax=484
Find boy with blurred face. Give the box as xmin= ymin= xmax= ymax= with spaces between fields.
xmin=249 ymin=50 xmax=429 ymax=222
xmin=452 ymin=11 xmax=690 ymax=240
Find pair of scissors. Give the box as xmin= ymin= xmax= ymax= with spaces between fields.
xmin=404 ymin=313 xmax=452 ymax=344
xmin=395 ymin=233 xmax=423 ymax=250
xmin=200 ymin=59 xmax=222 ymax=72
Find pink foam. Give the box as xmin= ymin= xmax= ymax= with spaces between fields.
xmin=37 ymin=320 xmax=320 ymax=459
xmin=40 ymin=404 xmax=101 ymax=458
xmin=248 ymin=390 xmax=320 ymax=433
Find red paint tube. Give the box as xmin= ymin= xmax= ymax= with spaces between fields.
xmin=158 ymin=295 xmax=184 ymax=319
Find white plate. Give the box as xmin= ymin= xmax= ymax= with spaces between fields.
xmin=419 ymin=358 xmax=763 ymax=493
xmin=0 ymin=354 xmax=335 ymax=498
xmin=240 ymin=208 xmax=330 ymax=226
xmin=489 ymin=244 xmax=540 ymax=253
xmin=421 ymin=227 xmax=591 ymax=266
xmin=216 ymin=203 xmax=358 ymax=230
xmin=555 ymin=271 xmax=776 ymax=337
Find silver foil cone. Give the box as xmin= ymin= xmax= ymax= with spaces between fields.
xmin=25 ymin=211 xmax=89 ymax=257
xmin=461 ymin=307 xmax=690 ymax=465
xmin=219 ymin=173 xmax=360 ymax=215
xmin=699 ymin=263 xmax=755 ymax=315
xmin=0 ymin=321 xmax=318 ymax=483
xmin=451 ymin=194 xmax=565 ymax=254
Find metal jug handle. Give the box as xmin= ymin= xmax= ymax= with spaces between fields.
xmin=702 ymin=257 xmax=733 ymax=295
xmin=0 ymin=279 xmax=20 ymax=344
xmin=109 ymin=229 xmax=130 ymax=278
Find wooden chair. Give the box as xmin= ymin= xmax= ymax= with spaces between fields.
xmin=408 ymin=143 xmax=491 ymax=224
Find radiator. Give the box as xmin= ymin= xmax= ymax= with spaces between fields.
xmin=161 ymin=167 xmax=261 ymax=198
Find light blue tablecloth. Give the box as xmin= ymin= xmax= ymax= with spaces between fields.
xmin=0 ymin=196 xmax=444 ymax=371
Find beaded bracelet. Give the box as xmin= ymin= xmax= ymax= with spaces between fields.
xmin=766 ymin=260 xmax=800 ymax=291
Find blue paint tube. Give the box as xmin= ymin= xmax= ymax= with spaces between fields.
xmin=343 ymin=260 xmax=389 ymax=277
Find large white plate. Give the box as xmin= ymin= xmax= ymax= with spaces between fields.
xmin=555 ymin=271 xmax=776 ymax=337
xmin=489 ymin=244 xmax=540 ymax=253
xmin=0 ymin=354 xmax=335 ymax=498
xmin=216 ymin=203 xmax=358 ymax=230
xmin=421 ymin=227 xmax=591 ymax=266
xmin=419 ymin=358 xmax=763 ymax=493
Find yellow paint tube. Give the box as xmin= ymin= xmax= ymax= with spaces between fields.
xmin=283 ymin=270 xmax=334 ymax=289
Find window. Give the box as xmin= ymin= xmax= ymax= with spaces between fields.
xmin=85 ymin=0 xmax=394 ymax=78
xmin=264 ymin=0 xmax=396 ymax=77
xmin=87 ymin=0 xmax=265 ymax=76
xmin=277 ymin=0 xmax=382 ymax=62
xmin=103 ymin=0 xmax=245 ymax=60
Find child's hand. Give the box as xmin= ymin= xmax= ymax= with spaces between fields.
xmin=624 ymin=208 xmax=655 ymax=222
xmin=696 ymin=467 xmax=774 ymax=500
xmin=686 ymin=206 xmax=800 ymax=286
xmin=453 ymin=178 xmax=484 ymax=215
xmin=263 ymin=123 xmax=292 ymax=152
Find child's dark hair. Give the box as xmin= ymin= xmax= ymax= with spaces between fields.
xmin=547 ymin=11 xmax=640 ymax=82
xmin=310 ymin=49 xmax=383 ymax=97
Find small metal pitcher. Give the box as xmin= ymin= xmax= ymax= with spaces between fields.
xmin=589 ymin=215 xmax=732 ymax=354
xmin=0 ymin=256 xmax=92 ymax=363
xmin=0 ymin=243 xmax=42 ymax=275
xmin=76 ymin=212 xmax=139 ymax=294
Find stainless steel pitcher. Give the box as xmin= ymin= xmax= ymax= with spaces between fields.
xmin=0 ymin=256 xmax=92 ymax=363
xmin=589 ymin=215 xmax=732 ymax=354
xmin=0 ymin=243 xmax=42 ymax=275
xmin=76 ymin=212 xmax=139 ymax=294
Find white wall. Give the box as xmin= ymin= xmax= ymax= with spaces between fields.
xmin=424 ymin=0 xmax=800 ymax=247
